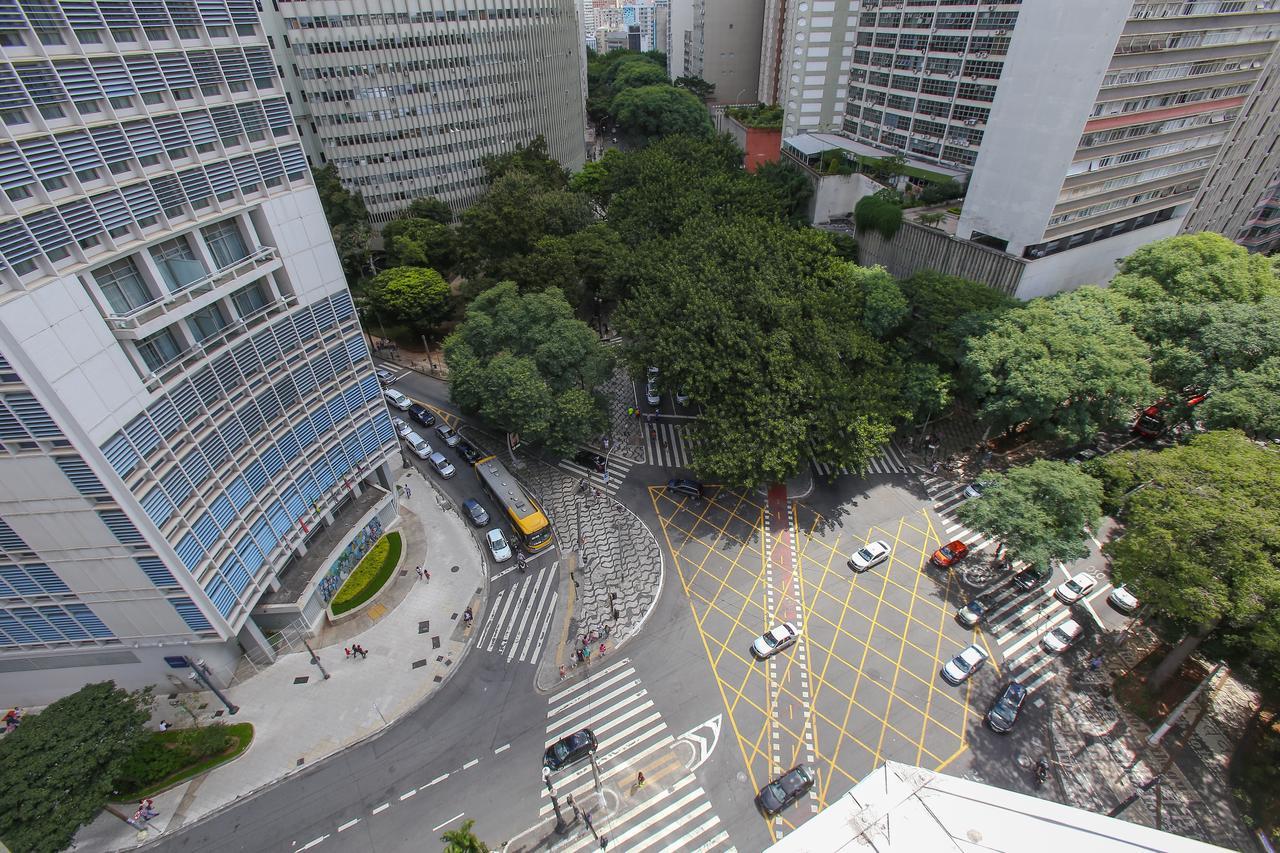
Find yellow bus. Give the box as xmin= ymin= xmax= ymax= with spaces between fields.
xmin=474 ymin=455 xmax=553 ymax=551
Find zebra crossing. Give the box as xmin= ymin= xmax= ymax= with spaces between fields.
xmin=811 ymin=439 xmax=914 ymax=477
xmin=645 ymin=420 xmax=695 ymax=469
xmin=922 ymin=475 xmax=1112 ymax=697
xmin=474 ymin=561 xmax=558 ymax=666
xmin=558 ymin=452 xmax=637 ymax=496
xmin=543 ymin=658 xmax=734 ymax=852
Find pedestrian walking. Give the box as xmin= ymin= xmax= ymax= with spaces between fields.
xmin=158 ymin=720 xmax=169 ymax=732
xmin=575 ymin=648 xmax=584 ymax=663
xmin=354 ymin=644 xmax=368 ymax=659
xmin=599 ymin=642 xmax=607 ymax=657
xmin=583 ymin=645 xmax=592 ymax=661
xmin=405 ymin=485 xmax=412 ymax=498
xmin=344 ymin=647 xmax=352 ymax=660
xmin=423 ymin=568 xmax=431 ymax=581
xmin=415 ymin=567 xmax=423 ymax=581
xmin=636 ymin=771 xmax=645 ymax=789
xmin=568 ymin=793 xmax=580 ymax=820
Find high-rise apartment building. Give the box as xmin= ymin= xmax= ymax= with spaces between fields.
xmin=269 ymin=0 xmax=589 ymax=225
xmin=842 ymin=0 xmax=1280 ymax=295
xmin=669 ymin=0 xmax=766 ymax=103
xmin=0 ymin=0 xmax=398 ymax=705
xmin=760 ymin=0 xmax=856 ymax=130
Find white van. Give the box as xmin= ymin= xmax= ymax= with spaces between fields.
xmin=403 ymin=430 xmax=432 ymax=459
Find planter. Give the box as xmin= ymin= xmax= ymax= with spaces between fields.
xmin=327 ymin=530 xmax=404 ymax=624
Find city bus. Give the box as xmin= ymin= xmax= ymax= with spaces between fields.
xmin=474 ymin=455 xmax=553 ymax=552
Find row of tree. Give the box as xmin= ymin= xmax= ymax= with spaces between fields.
xmin=586 ymin=50 xmax=715 ymax=142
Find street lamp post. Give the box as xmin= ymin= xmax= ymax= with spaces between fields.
xmin=543 ymin=767 xmax=569 ymax=835
xmin=184 ymin=656 xmax=238 ymax=714
xmin=303 ymin=639 xmax=330 ymax=680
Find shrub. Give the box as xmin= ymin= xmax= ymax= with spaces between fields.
xmin=854 ymin=194 xmax=904 ymax=241
xmin=331 ymin=531 xmax=402 ymax=615
xmin=918 ymin=178 xmax=965 ymax=205
xmin=113 ymin=723 xmax=235 ymax=793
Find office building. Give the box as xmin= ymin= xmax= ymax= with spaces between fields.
xmin=669 ymin=0 xmax=766 ymax=103
xmin=841 ymin=0 xmax=1280 ymax=296
xmin=270 ymin=0 xmax=589 ymax=225
xmin=760 ymin=0 xmax=856 ymax=130
xmin=0 ymin=0 xmax=398 ymax=705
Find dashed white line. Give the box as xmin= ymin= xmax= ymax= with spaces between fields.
xmin=462 ymin=758 xmax=479 ymax=770
xmin=432 ymin=812 xmax=465 ymax=832
xmin=399 ymin=789 xmax=417 ymax=800
xmin=371 ymin=803 xmax=389 ymax=815
xmin=494 ymin=743 xmax=510 ymax=754
xmin=299 ymin=835 xmax=329 ymax=850
xmin=337 ymin=819 xmax=359 ymax=832
xmin=427 ymin=773 xmax=449 ymax=786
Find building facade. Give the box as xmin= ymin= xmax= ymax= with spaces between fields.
xmin=269 ymin=0 xmax=589 ymax=225
xmin=669 ymin=0 xmax=766 ymax=103
xmin=0 ymin=0 xmax=398 ymax=705
xmin=760 ymin=0 xmax=856 ymax=130
xmin=841 ymin=0 xmax=1280 ymax=296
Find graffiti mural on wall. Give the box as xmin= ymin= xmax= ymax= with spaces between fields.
xmin=318 ymin=516 xmax=385 ymax=604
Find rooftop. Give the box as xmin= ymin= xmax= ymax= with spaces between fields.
xmin=782 ymin=133 xmax=968 ymax=181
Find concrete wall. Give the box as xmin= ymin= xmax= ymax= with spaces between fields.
xmin=1014 ymin=217 xmax=1183 ymax=300
xmin=809 ymin=173 xmax=880 ymax=224
xmin=856 ymin=221 xmax=1027 ymax=298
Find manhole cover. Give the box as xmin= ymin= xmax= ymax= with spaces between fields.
xmin=293 ymin=676 xmax=309 ymax=685
xmin=452 ymin=564 xmax=461 ymax=573
xmin=433 ymin=675 xmax=443 ymax=682
xmin=412 ymin=659 xmax=427 ymax=669
xmin=418 ymin=620 xmax=430 ymax=634
xmin=432 ymin=636 xmax=441 ymax=649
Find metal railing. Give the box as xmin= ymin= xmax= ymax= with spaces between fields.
xmin=106 ymin=246 xmax=280 ymax=331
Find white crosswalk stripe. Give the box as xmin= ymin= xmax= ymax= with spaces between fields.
xmin=811 ymin=440 xmax=914 ymax=477
xmin=558 ymin=452 xmax=636 ymax=496
xmin=645 ymin=421 xmax=695 ymax=468
xmin=474 ymin=562 xmax=557 ymax=665
xmin=544 ymin=660 xmax=734 ymax=852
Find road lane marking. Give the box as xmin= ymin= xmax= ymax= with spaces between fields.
xmin=371 ymin=803 xmax=389 ymax=814
xmin=432 ymin=813 xmax=465 ymax=832
xmin=494 ymin=743 xmax=510 ymax=754
xmin=399 ymin=789 xmax=417 ymax=800
xmin=337 ymin=819 xmax=359 ymax=832
xmin=427 ymin=773 xmax=449 ymax=785
xmin=299 ymin=835 xmax=329 ymax=850
xmin=462 ymin=758 xmax=479 ymax=770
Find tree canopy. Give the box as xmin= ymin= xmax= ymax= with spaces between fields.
xmin=362 ymin=267 xmax=451 ymax=334
xmin=381 ymin=217 xmax=457 ymax=273
xmin=1110 ymin=232 xmax=1278 ymax=305
xmin=404 ymin=196 xmax=453 ymax=225
xmin=460 ymin=171 xmax=591 ymax=269
xmin=611 ymin=85 xmax=714 ymax=141
xmin=751 ymin=160 xmax=815 ymax=225
xmin=0 ymin=682 xmax=152 ymax=853
xmin=480 ymin=135 xmax=569 ymax=189
xmin=674 ymin=75 xmax=715 ymax=101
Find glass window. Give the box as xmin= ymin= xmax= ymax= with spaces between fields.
xmin=202 ymin=220 xmax=250 ymax=268
xmin=38 ymin=102 xmax=66 ymax=120
xmin=138 ymin=327 xmax=182 ymax=371
xmin=75 ymin=167 xmax=100 ymax=183
xmin=109 ymin=95 xmax=133 ymax=109
xmin=76 ymin=29 xmax=104 ymax=44
xmin=232 ymin=282 xmax=269 ymax=316
xmin=94 ymin=258 xmax=153 ymax=314
xmin=41 ymin=176 xmax=67 ymax=192
xmin=5 ymin=184 xmax=32 ymax=202
xmin=1 ymin=108 xmax=28 ymax=126
xmin=108 ymin=160 xmax=132 ymax=175
xmin=37 ymin=30 xmax=66 ymax=46
xmin=150 ymin=237 xmax=207 ymax=292
xmin=110 ymin=27 xmax=136 ymax=42
xmin=187 ymin=304 xmax=228 ymax=342
xmin=141 ymin=92 xmax=164 ymax=106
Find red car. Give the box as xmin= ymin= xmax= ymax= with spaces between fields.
xmin=1132 ymin=392 xmax=1208 ymax=439
xmin=930 ymin=539 xmax=970 ymax=569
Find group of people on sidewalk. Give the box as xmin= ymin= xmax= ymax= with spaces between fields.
xmin=344 ymin=644 xmax=369 ymax=659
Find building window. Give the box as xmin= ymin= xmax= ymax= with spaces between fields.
xmin=172 ymin=88 xmax=193 ymax=101
xmin=137 ymin=327 xmax=183 ymax=371
xmin=195 ymin=141 xmax=216 ymax=155
xmin=176 ymin=26 xmax=199 ymax=39
xmin=150 ymin=237 xmax=207 ymax=292
xmin=11 ymin=258 xmax=37 ymax=277
xmin=202 ymin=220 xmax=250 ymax=268
xmin=40 ymin=176 xmax=67 ymax=192
xmin=75 ymin=167 xmax=100 ymax=183
xmin=0 ymin=31 xmax=24 ymax=47
xmin=187 ymin=304 xmax=228 ymax=342
xmin=108 ymin=93 xmax=132 ymax=108
xmin=108 ymin=159 xmax=132 ymax=175
xmin=232 ymin=281 xmax=269 ymax=316
xmin=76 ymin=29 xmax=104 ymax=44
xmin=141 ymin=92 xmax=164 ymax=106
xmin=4 ymin=184 xmax=32 ymax=202
xmin=200 ymin=83 xmax=221 ymax=97
xmin=1 ymin=108 xmax=28 ymax=126
xmin=94 ymin=258 xmax=153 ymax=314
xmin=110 ymin=27 xmax=136 ymax=42
xmin=228 ymin=80 xmax=249 ymax=94
xmin=137 ymin=153 xmax=160 ymax=168
xmin=143 ymin=26 xmax=166 ymax=40
xmin=37 ymin=102 xmax=66 ymax=121
xmin=37 ymin=30 xmax=66 ymax=46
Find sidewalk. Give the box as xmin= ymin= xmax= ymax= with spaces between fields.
xmin=74 ymin=465 xmax=485 ymax=851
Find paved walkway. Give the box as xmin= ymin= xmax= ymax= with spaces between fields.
xmin=73 ymin=465 xmax=484 ymax=852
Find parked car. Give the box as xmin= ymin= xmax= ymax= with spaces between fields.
xmin=544 ymin=729 xmax=597 ymax=771
xmin=1069 ymin=447 xmax=1100 ymax=465
xmin=376 ymin=368 xmax=395 ymax=386
xmin=848 ymin=540 xmax=891 ymax=573
xmin=986 ymin=682 xmax=1028 ymax=733
xmin=963 ymin=481 xmax=986 ymax=499
xmin=667 ymin=478 xmax=704 ymax=499
xmin=930 ymin=539 xmax=970 ymax=569
xmin=435 ymin=422 xmax=461 ymax=448
xmin=1042 ymin=619 xmax=1085 ymax=653
xmin=941 ymin=643 xmax=988 ymax=684
xmin=392 ymin=417 xmax=413 ymax=439
xmin=1012 ymin=566 xmax=1050 ymax=592
xmin=403 ymin=430 xmax=432 ymax=459
xmin=956 ymin=597 xmax=988 ymax=628
xmin=485 ymin=528 xmax=512 ymax=563
xmin=408 ymin=403 xmax=436 ymax=428
xmin=383 ymin=388 xmax=412 ymax=411
xmin=574 ymin=450 xmax=606 ymax=472
xmin=756 ymin=764 xmax=815 ymax=817
xmin=1108 ymin=584 xmax=1139 ymax=613
xmin=676 ymin=389 xmax=690 ymax=406
xmin=461 ymin=498 xmax=489 ymax=527
xmin=1055 ymin=571 xmax=1098 ymax=604
xmin=645 ymin=366 xmax=660 ymax=406
xmin=456 ymin=440 xmax=482 ymax=466
xmin=428 ymin=451 xmax=455 ymax=478
xmin=751 ymin=622 xmax=799 ymax=659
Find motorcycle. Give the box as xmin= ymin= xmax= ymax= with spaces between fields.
xmin=1035 ymin=757 xmax=1049 ymax=788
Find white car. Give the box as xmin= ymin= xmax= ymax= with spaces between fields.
xmin=403 ymin=430 xmax=432 ymax=459
xmin=645 ymin=366 xmax=660 ymax=406
xmin=1055 ymin=572 xmax=1098 ymax=604
xmin=1042 ymin=619 xmax=1085 ymax=653
xmin=485 ymin=528 xmax=512 ymax=563
xmin=941 ymin=644 xmax=988 ymax=684
xmin=848 ymin=540 xmax=891 ymax=573
xmin=428 ymin=451 xmax=455 ymax=479
xmin=1108 ymin=585 xmax=1140 ymax=613
xmin=751 ymin=622 xmax=799 ymax=659
xmin=393 ymin=417 xmax=413 ymax=439
xmin=963 ymin=481 xmax=986 ymax=499
xmin=384 ymin=388 xmax=412 ymax=411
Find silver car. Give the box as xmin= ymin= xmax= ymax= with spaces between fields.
xmin=428 ymin=451 xmax=455 ymax=479
xmin=848 ymin=540 xmax=891 ymax=573
xmin=485 ymin=528 xmax=512 ymax=563
xmin=751 ymin=622 xmax=799 ymax=659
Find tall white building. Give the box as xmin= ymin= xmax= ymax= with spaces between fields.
xmin=267 ymin=0 xmax=589 ymax=225
xmin=760 ymin=0 xmax=856 ymax=130
xmin=0 ymin=0 xmax=398 ymax=705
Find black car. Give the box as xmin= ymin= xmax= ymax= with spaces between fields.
xmin=574 ymin=450 xmax=606 ymax=472
xmin=756 ymin=765 xmax=815 ymax=817
xmin=1012 ymin=566 xmax=1050 ymax=592
xmin=408 ymin=404 xmax=436 ymax=428
xmin=456 ymin=440 xmax=481 ymax=465
xmin=667 ymin=478 xmax=704 ymax=499
xmin=986 ymin=681 xmax=1028 ymax=733
xmin=461 ymin=498 xmax=489 ymax=527
xmin=544 ymin=729 xmax=597 ymax=771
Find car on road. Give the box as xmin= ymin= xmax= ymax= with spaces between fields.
xmin=930 ymin=539 xmax=970 ymax=569
xmin=1042 ymin=619 xmax=1085 ymax=653
xmin=403 ymin=430 xmax=432 ymax=459
xmin=392 ymin=417 xmax=413 ymax=439
xmin=756 ymin=764 xmax=815 ymax=817
xmin=376 ymin=368 xmax=394 ymax=386
xmin=986 ymin=682 xmax=1028 ymax=733
xmin=645 ymin=366 xmax=661 ymax=406
xmin=544 ymin=729 xmax=597 ymax=771
xmin=956 ymin=597 xmax=988 ymax=628
xmin=848 ymin=540 xmax=891 ymax=573
xmin=435 ymin=422 xmax=461 ymax=448
xmin=461 ymin=498 xmax=489 ymax=527
xmin=1012 ymin=566 xmax=1050 ymax=592
xmin=574 ymin=450 xmax=606 ymax=472
xmin=941 ymin=643 xmax=988 ymax=684
xmin=485 ymin=528 xmax=512 ymax=563
xmin=428 ymin=451 xmax=455 ymax=478
xmin=408 ymin=403 xmax=436 ymax=428
xmin=751 ymin=622 xmax=799 ymax=659
xmin=1108 ymin=584 xmax=1139 ymax=613
xmin=383 ymin=388 xmax=411 ymax=411
xmin=1069 ymin=447 xmax=1100 ymax=465
xmin=963 ymin=481 xmax=986 ymax=499
xmin=1055 ymin=572 xmax=1098 ymax=604
xmin=456 ymin=440 xmax=481 ymax=466
xmin=676 ymin=389 xmax=690 ymax=405
xmin=667 ymin=478 xmax=704 ymax=499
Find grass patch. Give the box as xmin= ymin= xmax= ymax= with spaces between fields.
xmin=331 ymin=531 xmax=402 ymax=615
xmin=113 ymin=723 xmax=254 ymax=800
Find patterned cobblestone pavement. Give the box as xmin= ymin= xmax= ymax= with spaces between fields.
xmin=601 ymin=366 xmax=648 ymax=465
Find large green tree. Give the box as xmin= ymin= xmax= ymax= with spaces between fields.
xmin=612 ymin=60 xmax=670 ymax=92
xmin=404 ymin=195 xmax=453 ymax=225
xmin=481 ymin=135 xmax=569 ymax=189
xmin=1198 ymin=357 xmax=1280 ymax=436
xmin=897 ymin=270 xmax=1018 ymax=367
xmin=1101 ymin=431 xmax=1280 ymax=690
xmin=441 ymin=818 xmax=489 ymax=853
xmin=312 ymin=164 xmax=371 ymax=283
xmin=955 ymin=460 xmax=1103 ymax=568
xmin=751 ymin=160 xmax=815 ymax=225
xmin=363 ymin=267 xmax=451 ymax=333
xmin=674 ymin=75 xmax=715 ymax=101
xmin=610 ymin=85 xmax=714 ymax=141
xmin=1110 ymin=232 xmax=1279 ymax=305
xmin=0 ymin=682 xmax=152 ymax=853
xmin=381 ymin=217 xmax=457 ymax=273
xmin=460 ymin=171 xmax=591 ymax=269
xmin=617 ymin=216 xmax=907 ymax=486
xmin=445 ymin=283 xmax=612 ymax=454
xmin=962 ymin=287 xmax=1157 ymax=443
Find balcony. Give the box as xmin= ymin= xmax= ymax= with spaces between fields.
xmin=104 ymin=246 xmax=281 ymax=339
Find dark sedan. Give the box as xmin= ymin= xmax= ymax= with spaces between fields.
xmin=986 ymin=681 xmax=1027 ymax=733
xmin=667 ymin=478 xmax=704 ymax=499
xmin=461 ymin=498 xmax=489 ymax=527
xmin=544 ymin=729 xmax=597 ymax=772
xmin=756 ymin=765 xmax=815 ymax=817
xmin=574 ymin=450 xmax=606 ymax=472
xmin=1012 ymin=566 xmax=1050 ymax=592
xmin=408 ymin=404 xmax=436 ymax=428
xmin=456 ymin=440 xmax=482 ymax=465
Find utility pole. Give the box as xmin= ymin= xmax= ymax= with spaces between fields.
xmin=1149 ymin=661 xmax=1224 ymax=747
xmin=582 ymin=811 xmax=607 ymax=849
xmin=303 ymin=640 xmax=331 ymax=680
xmin=543 ymin=767 xmax=568 ymax=835
xmin=184 ymin=656 xmax=238 ymax=714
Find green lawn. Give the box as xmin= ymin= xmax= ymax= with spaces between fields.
xmin=113 ymin=723 xmax=254 ymax=801
xmin=331 ymin=531 xmax=402 ymax=615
